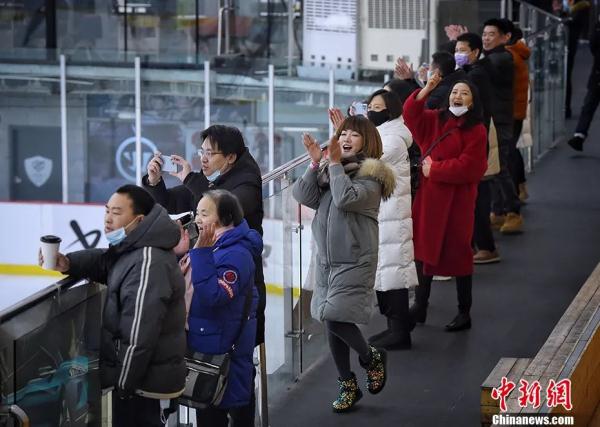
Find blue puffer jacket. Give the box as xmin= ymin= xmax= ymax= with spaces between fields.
xmin=187 ymin=220 xmax=262 ymax=408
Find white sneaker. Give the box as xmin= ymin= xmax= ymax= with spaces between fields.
xmin=433 ymin=275 xmax=452 ymax=281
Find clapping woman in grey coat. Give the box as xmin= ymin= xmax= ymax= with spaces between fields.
xmin=293 ymin=116 xmax=396 ymax=413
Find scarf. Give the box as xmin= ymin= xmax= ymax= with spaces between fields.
xmin=317 ymin=153 xmax=366 ymax=190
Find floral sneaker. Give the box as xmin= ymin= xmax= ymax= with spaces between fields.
xmin=332 ymin=373 xmax=363 ymax=413
xmin=359 ymin=346 xmax=387 ymax=394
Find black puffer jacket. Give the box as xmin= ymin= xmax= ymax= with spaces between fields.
xmin=463 ymin=58 xmax=493 ymax=129
xmin=142 ymin=148 xmax=267 ymax=345
xmin=484 ymin=45 xmax=515 ymax=128
xmin=66 ymin=204 xmax=187 ymax=398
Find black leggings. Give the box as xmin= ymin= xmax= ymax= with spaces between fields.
xmin=326 ymin=320 xmax=370 ymax=380
xmin=414 ymin=261 xmax=472 ymax=314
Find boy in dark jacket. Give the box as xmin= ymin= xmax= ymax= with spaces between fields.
xmin=40 ymin=185 xmax=187 ymax=427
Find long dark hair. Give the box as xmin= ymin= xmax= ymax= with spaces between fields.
xmin=438 ymin=80 xmax=484 ymax=129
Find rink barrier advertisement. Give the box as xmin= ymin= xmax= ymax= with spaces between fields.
xmin=0 ymin=202 xmax=309 ymax=297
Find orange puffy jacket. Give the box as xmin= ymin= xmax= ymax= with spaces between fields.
xmin=506 ymin=41 xmax=531 ymax=120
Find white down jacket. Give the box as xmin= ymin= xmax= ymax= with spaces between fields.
xmin=374 ymin=117 xmax=419 ymax=291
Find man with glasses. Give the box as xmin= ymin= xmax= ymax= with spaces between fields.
xmin=142 ymin=125 xmax=264 ymax=425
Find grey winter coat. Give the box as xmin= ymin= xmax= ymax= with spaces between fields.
xmin=66 ymin=204 xmax=187 ymax=399
xmin=293 ymin=159 xmax=396 ymax=324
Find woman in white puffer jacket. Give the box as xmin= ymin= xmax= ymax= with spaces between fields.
xmin=366 ymin=88 xmax=419 ymax=350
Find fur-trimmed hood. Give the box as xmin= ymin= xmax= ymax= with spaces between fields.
xmin=357 ymin=158 xmax=397 ymax=201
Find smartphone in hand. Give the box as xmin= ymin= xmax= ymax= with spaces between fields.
xmin=351 ymin=101 xmax=368 ymax=117
xmin=160 ymin=155 xmax=179 ymax=173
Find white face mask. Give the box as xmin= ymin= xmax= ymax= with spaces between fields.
xmin=449 ymin=106 xmax=470 ymax=117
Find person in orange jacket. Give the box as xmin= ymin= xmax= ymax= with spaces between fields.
xmin=504 ymin=23 xmax=531 ymax=202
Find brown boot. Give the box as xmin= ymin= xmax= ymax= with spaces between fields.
xmin=518 ymin=183 xmax=529 ymax=203
xmin=500 ymin=213 xmax=523 ymax=234
xmin=490 ymin=213 xmax=505 ymax=230
xmin=473 ymin=250 xmax=501 ymax=264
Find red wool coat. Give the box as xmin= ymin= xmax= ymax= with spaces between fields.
xmin=403 ymin=90 xmax=488 ymax=276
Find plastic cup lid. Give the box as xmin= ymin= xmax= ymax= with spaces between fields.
xmin=41 ymin=235 xmax=62 ymax=244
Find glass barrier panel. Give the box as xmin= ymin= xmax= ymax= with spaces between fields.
xmin=0 ymin=67 xmax=62 ymax=202
xmin=262 ymin=176 xmax=294 ymax=404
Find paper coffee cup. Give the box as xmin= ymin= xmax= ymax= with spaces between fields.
xmin=40 ymin=235 xmax=62 ymax=270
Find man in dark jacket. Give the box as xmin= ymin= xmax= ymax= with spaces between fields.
xmin=41 ymin=185 xmax=187 ymax=427
xmin=567 ymin=17 xmax=600 ymax=151
xmin=455 ymin=32 xmax=501 ymax=264
xmin=482 ymin=18 xmax=523 ymax=234
xmin=143 ymin=125 xmax=266 ymax=347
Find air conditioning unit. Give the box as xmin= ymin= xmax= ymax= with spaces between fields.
xmin=297 ymin=0 xmax=427 ymax=79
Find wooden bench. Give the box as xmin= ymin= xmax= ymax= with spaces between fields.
xmin=481 ymin=263 xmax=600 ymax=426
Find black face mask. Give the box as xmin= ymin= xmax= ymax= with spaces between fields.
xmin=367 ymin=109 xmax=390 ymax=127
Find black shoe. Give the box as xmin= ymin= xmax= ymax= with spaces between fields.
xmin=370 ymin=319 xmax=411 ymax=350
xmin=565 ymin=107 xmax=572 ymax=119
xmin=409 ymin=303 xmax=427 ymax=324
xmin=567 ymin=136 xmax=584 ymax=152
xmin=444 ymin=313 xmax=471 ymax=332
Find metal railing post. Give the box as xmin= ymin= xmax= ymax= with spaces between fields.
xmin=268 ymin=64 xmax=275 ymax=201
xmin=135 ymin=57 xmax=142 ymax=186
xmin=60 ymin=54 xmax=68 ymax=203
xmin=204 ymin=60 xmax=211 ymax=130
xmin=328 ymin=68 xmax=335 ymax=136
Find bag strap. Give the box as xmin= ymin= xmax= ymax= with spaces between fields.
xmin=228 ymin=282 xmax=254 ymax=354
xmin=421 ymin=128 xmax=457 ymax=160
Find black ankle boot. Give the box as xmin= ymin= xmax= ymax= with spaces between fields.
xmin=445 ymin=312 xmax=471 ymax=332
xmin=368 ymin=318 xmax=392 ymax=344
xmin=370 ymin=318 xmax=411 ymax=350
xmin=409 ymin=303 xmax=427 ymax=326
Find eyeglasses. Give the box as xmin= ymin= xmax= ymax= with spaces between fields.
xmin=197 ymin=148 xmax=223 ymax=159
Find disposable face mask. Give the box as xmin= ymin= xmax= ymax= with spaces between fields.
xmin=454 ymin=52 xmax=470 ymax=68
xmin=206 ymin=169 xmax=221 ymax=183
xmin=105 ymin=217 xmax=140 ymax=246
xmin=449 ymin=105 xmax=470 ymax=117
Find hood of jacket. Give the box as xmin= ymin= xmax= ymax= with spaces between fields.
xmin=215 ymin=219 xmax=263 ymax=258
xmin=212 ymin=148 xmax=262 ymax=189
xmin=507 ymin=40 xmax=531 ymax=60
xmin=113 ymin=204 xmax=180 ymax=254
xmin=357 ymin=158 xmax=396 ymax=201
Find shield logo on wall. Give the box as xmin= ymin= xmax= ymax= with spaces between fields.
xmin=24 ymin=156 xmax=53 ymax=187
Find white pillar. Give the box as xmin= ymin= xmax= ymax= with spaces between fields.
xmin=60 ymin=54 xmax=68 ymax=203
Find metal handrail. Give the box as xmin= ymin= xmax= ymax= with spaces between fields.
xmin=515 ymin=0 xmax=569 ymax=24
xmin=0 ymin=276 xmax=83 ymax=323
xmin=261 ymin=142 xmax=328 ymax=185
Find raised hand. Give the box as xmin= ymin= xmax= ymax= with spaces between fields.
xmin=417 ymin=70 xmax=442 ymax=100
xmin=328 ymin=136 xmax=342 ymax=165
xmin=394 ymin=58 xmax=414 ymax=80
xmin=328 ymin=108 xmax=346 ymax=131
xmin=444 ymin=24 xmax=468 ymax=41
xmin=147 ymin=152 xmax=163 ymax=186
xmin=303 ymin=133 xmax=323 ymax=164
xmin=195 ymin=223 xmax=217 ymax=248
xmin=169 ymin=155 xmax=192 ymax=183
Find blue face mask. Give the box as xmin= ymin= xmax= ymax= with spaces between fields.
xmin=105 ymin=217 xmax=140 ymax=246
xmin=206 ymin=169 xmax=221 ymax=183
xmin=106 ymin=227 xmax=127 ymax=246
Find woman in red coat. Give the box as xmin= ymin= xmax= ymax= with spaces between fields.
xmin=403 ymin=72 xmax=488 ymax=332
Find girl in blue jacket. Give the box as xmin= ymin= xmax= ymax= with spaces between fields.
xmin=188 ymin=189 xmax=262 ymax=426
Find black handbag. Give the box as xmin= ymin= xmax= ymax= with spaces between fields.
xmin=178 ymin=284 xmax=253 ymax=409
